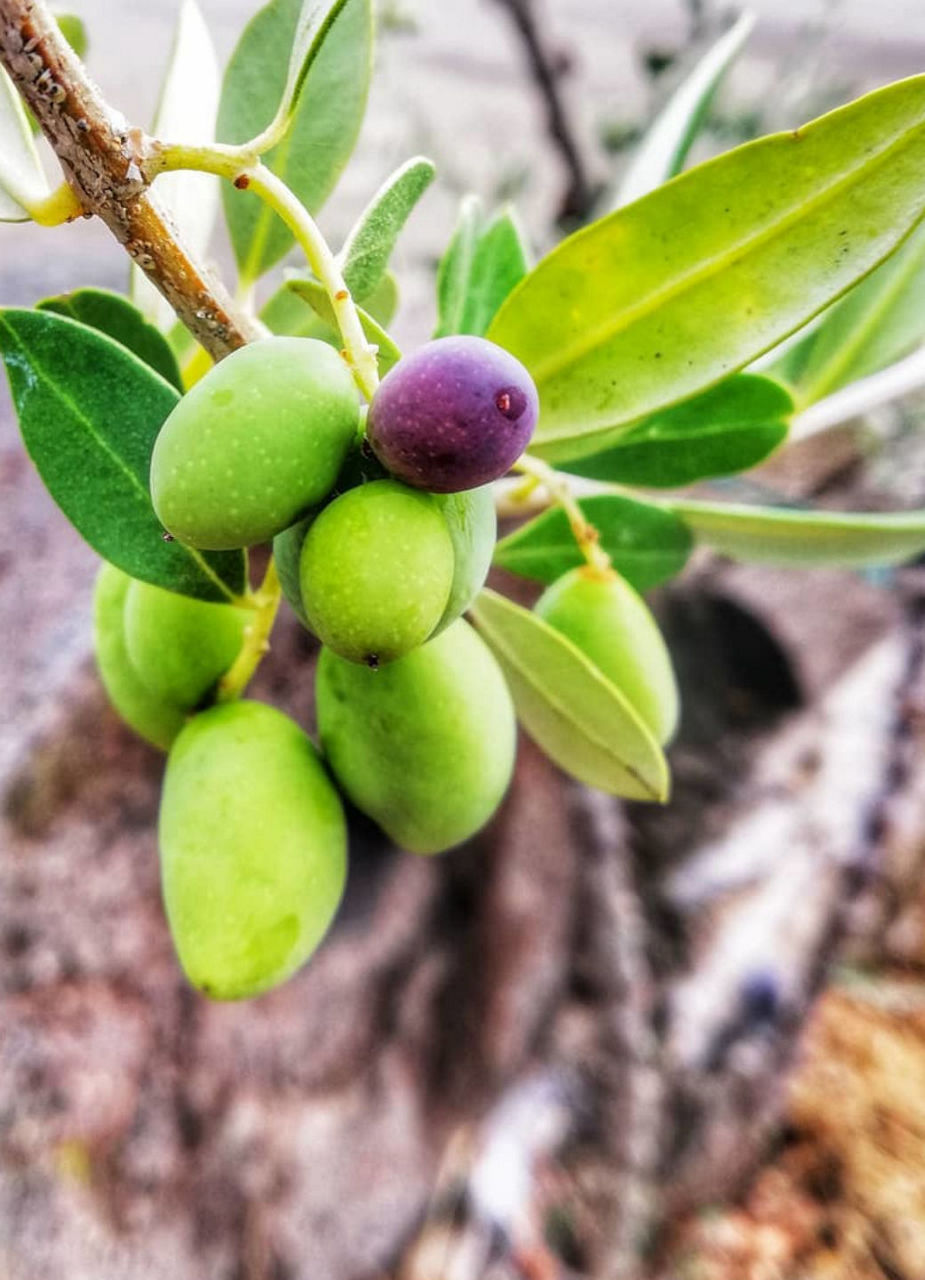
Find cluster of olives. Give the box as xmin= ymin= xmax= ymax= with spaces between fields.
xmin=95 ymin=333 xmax=538 ymax=1000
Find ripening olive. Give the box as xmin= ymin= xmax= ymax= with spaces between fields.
xmin=299 ymin=479 xmax=454 ymax=666
xmin=535 ymin=567 xmax=679 ymax=744
xmin=123 ymin=579 xmax=247 ymax=709
xmin=366 ymin=335 xmax=539 ymax=492
xmin=151 ymin=338 xmax=360 ymax=550
xmin=316 ymin=619 xmax=516 ymax=854
xmin=93 ymin=563 xmax=187 ymax=750
xmin=432 ymin=486 xmax=497 ymax=634
xmin=273 ymin=444 xmax=390 ymax=626
xmin=159 ymin=700 xmax=347 ymax=1000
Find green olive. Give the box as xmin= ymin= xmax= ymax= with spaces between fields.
xmin=92 ymin=563 xmax=186 ymax=750
xmin=159 ymin=700 xmax=347 ymax=1000
xmin=535 ymin=567 xmax=679 ymax=744
xmin=150 ymin=338 xmax=360 ymax=550
xmin=316 ymin=619 xmax=516 ymax=854
xmin=123 ymin=579 xmax=247 ymax=709
xmin=299 ymin=479 xmax=454 ymax=666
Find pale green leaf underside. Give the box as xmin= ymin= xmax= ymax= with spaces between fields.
xmin=339 ymin=155 xmax=436 ymax=299
xmin=0 ymin=66 xmax=49 ymax=221
xmin=615 ymin=11 xmax=755 ymax=207
xmin=470 ymin=589 xmax=669 ymax=802
xmin=489 ymin=75 xmax=925 ymax=462
xmin=668 ymin=497 xmax=925 ymax=567
xmin=133 ymin=0 xmax=221 ymax=330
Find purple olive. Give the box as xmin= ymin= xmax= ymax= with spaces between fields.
xmin=366 ymin=335 xmax=539 ymax=493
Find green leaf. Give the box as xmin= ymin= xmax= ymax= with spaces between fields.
xmin=488 ymin=75 xmax=925 ymax=462
xmin=457 ymin=207 xmax=531 ymax=338
xmin=668 ymin=496 xmax=925 ymax=567
xmin=284 ymin=277 xmax=402 ymax=374
xmin=362 ymin=270 xmax=399 ymax=327
xmin=54 ymin=13 xmax=88 ymax=59
xmin=470 ymin=589 xmax=669 ymax=802
xmin=259 ymin=0 xmax=356 ymax=147
xmin=339 ymin=156 xmax=436 ymax=299
xmin=217 ymin=0 xmax=373 ymax=282
xmin=261 ymin=268 xmax=398 ymax=341
xmin=769 ymin=220 xmax=925 ymax=404
xmin=434 ymin=199 xmax=530 ymax=339
xmin=435 ymin=194 xmax=483 ymax=338
xmin=615 ymin=13 xmax=754 ymax=206
xmin=0 ymin=309 xmax=244 ymax=602
xmin=132 ymin=0 xmax=221 ymax=331
xmin=0 ymin=67 xmax=49 ymax=221
xmin=562 ymin=374 xmax=792 ymax=488
xmin=38 ymin=289 xmax=183 ymax=391
xmin=494 ymin=494 xmax=692 ymax=589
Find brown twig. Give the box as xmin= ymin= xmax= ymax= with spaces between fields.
xmin=0 ymin=0 xmax=260 ymax=359
xmin=492 ymin=0 xmax=597 ymax=224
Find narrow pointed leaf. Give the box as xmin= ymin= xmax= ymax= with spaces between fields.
xmin=218 ymin=0 xmax=373 ymax=281
xmin=435 ymin=194 xmax=483 ymax=338
xmin=457 ymin=206 xmax=531 ymax=338
xmin=669 ymin=496 xmax=925 ymax=567
xmin=616 ymin=13 xmax=754 ymax=206
xmin=489 ymin=75 xmax=925 ymax=462
xmin=38 ymin=289 xmax=183 ymax=390
xmin=471 ymin=589 xmax=669 ymax=802
xmin=770 ymin=220 xmax=925 ymax=403
xmin=494 ymin=493 xmax=692 ymax=589
xmin=132 ymin=0 xmax=221 ymax=330
xmin=339 ymin=156 xmax=436 ymax=299
xmin=563 ymin=374 xmax=792 ymax=487
xmin=285 ymin=277 xmax=402 ymax=374
xmin=0 ymin=67 xmax=49 ymax=221
xmin=0 ymin=310 xmax=244 ymax=601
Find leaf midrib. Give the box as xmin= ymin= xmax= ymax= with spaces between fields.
xmin=0 ymin=316 xmax=235 ymax=601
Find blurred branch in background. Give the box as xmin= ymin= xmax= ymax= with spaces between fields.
xmin=492 ymin=0 xmax=598 ymax=223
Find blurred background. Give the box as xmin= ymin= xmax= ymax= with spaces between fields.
xmin=3 ymin=2 xmax=925 ymax=1278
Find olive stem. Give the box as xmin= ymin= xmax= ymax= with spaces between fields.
xmin=149 ymin=143 xmax=381 ymax=401
xmin=216 ymin=558 xmax=282 ymax=703
xmin=511 ymin=454 xmax=613 ymax=574
xmin=25 ymin=180 xmax=85 ymax=226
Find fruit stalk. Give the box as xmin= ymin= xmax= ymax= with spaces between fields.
xmin=217 ymin=560 xmax=282 ymax=703
xmin=512 ymin=454 xmax=612 ymax=573
xmin=150 ymin=145 xmax=381 ymax=401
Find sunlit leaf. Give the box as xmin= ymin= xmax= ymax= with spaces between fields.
xmin=132 ymin=0 xmax=221 ymax=331
xmin=489 ymin=76 xmax=925 ymax=461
